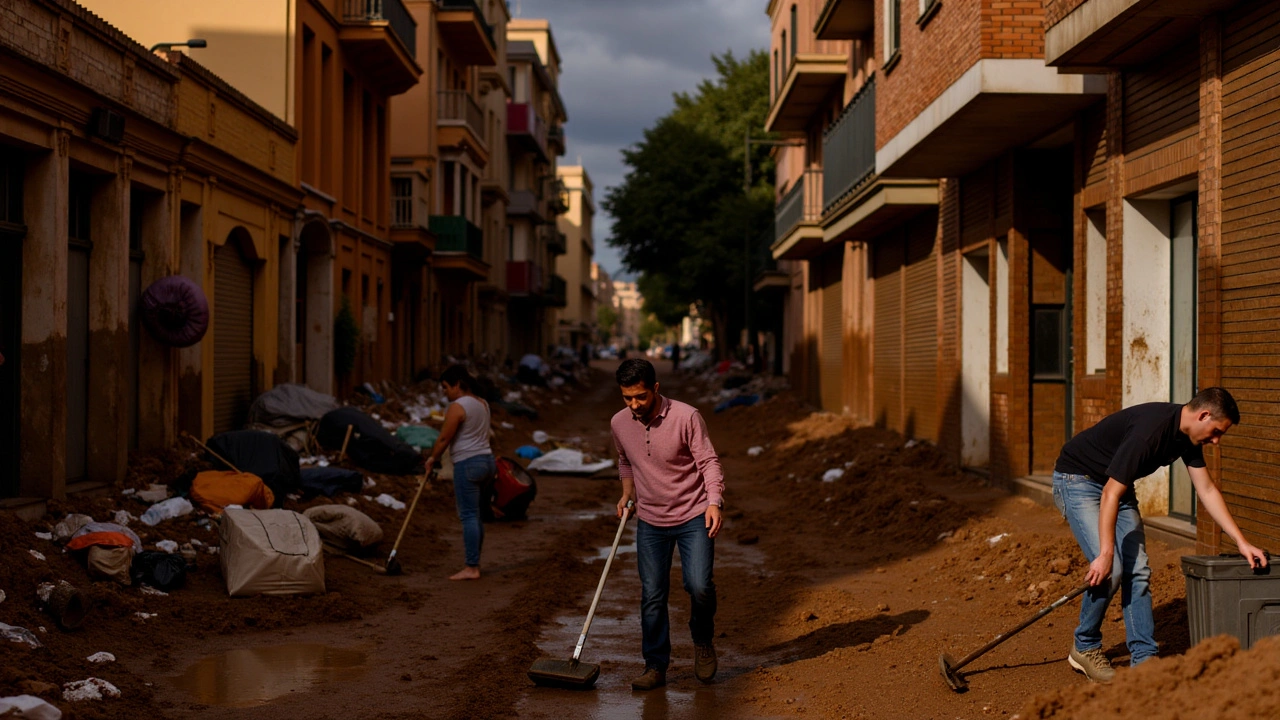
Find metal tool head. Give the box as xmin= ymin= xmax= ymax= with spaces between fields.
xmin=939 ymin=653 xmax=968 ymax=692
xmin=384 ymin=556 xmax=403 ymax=576
xmin=527 ymin=657 xmax=601 ymax=689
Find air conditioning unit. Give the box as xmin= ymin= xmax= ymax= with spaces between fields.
xmin=89 ymin=108 xmax=125 ymax=144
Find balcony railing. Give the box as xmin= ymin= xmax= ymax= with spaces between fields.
xmin=775 ymin=168 xmax=823 ymax=244
xmin=438 ymin=90 xmax=486 ymax=144
xmin=344 ymin=0 xmax=417 ymax=57
xmin=390 ymin=175 xmax=431 ymax=229
xmin=548 ymin=229 xmax=567 ymax=255
xmin=545 ymin=273 xmax=567 ymax=307
xmin=547 ymin=125 xmax=565 ymax=154
xmin=429 ymin=215 xmax=484 ymax=260
xmin=822 ymin=76 xmax=876 ymax=212
xmin=438 ymin=0 xmax=496 ymax=49
xmin=506 ymin=260 xmax=543 ymax=295
xmin=548 ymin=179 xmax=570 ymax=215
xmin=507 ymin=103 xmax=548 ymax=159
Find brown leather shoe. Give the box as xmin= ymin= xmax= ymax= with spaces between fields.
xmin=631 ymin=667 xmax=666 ymax=691
xmin=694 ymin=643 xmax=718 ymax=682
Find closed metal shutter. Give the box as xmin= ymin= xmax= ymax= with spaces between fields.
xmin=873 ymin=238 xmax=902 ymax=431
xmin=819 ymin=252 xmax=843 ymax=413
xmin=214 ymin=241 xmax=255 ymax=434
xmin=903 ymin=215 xmax=937 ymax=441
xmin=1219 ymin=5 xmax=1280 ymax=548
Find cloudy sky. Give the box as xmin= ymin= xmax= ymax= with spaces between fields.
xmin=512 ymin=0 xmax=768 ymax=280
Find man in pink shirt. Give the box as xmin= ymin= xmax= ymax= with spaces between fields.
xmin=612 ymin=359 xmax=725 ymax=691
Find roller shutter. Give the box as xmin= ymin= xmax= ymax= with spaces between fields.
xmin=819 ymin=251 xmax=843 ymax=413
xmin=1218 ymin=5 xmax=1280 ymax=548
xmin=873 ymin=237 xmax=902 ymax=431
xmin=903 ymin=215 xmax=937 ymax=441
xmin=214 ymin=241 xmax=255 ymax=434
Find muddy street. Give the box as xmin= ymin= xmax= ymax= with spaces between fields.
xmin=0 ymin=361 xmax=1232 ymax=719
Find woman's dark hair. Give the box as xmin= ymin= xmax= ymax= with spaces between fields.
xmin=1188 ymin=386 xmax=1241 ymax=424
xmin=616 ymin=358 xmax=656 ymax=388
xmin=440 ymin=364 xmax=476 ymax=393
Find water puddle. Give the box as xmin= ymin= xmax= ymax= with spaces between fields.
xmin=170 ymin=643 xmax=366 ymax=708
xmin=585 ymin=542 xmax=637 ymax=563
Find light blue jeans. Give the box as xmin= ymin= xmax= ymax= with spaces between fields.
xmin=452 ymin=454 xmax=496 ymax=567
xmin=1052 ymin=471 xmax=1157 ymax=665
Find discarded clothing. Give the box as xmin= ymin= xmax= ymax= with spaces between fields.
xmin=247 ymin=383 xmax=339 ymax=427
xmin=189 ymin=470 xmax=275 ymax=514
xmin=395 ymin=424 xmax=440 ymax=451
xmin=131 ymin=551 xmax=189 ymax=591
xmin=299 ymin=467 xmax=364 ymax=497
xmin=205 ymin=430 xmax=301 ymax=504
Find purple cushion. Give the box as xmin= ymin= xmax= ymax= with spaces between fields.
xmin=140 ymin=275 xmax=209 ymax=348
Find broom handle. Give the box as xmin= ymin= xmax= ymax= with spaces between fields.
xmin=951 ymin=583 xmax=1090 ymax=673
xmin=573 ymin=500 xmax=633 ymax=662
xmin=180 ymin=431 xmax=242 ymax=474
xmin=387 ymin=469 xmax=433 ymax=562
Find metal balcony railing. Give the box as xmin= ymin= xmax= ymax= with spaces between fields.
xmin=774 ymin=168 xmax=823 ymax=244
xmin=822 ymin=75 xmax=876 ymax=212
xmin=438 ymin=90 xmax=486 ymax=144
xmin=344 ymin=0 xmax=417 ymax=57
xmin=506 ymin=260 xmax=543 ymax=295
xmin=437 ymin=0 xmax=496 ymax=49
xmin=545 ymin=274 xmax=567 ymax=307
xmin=390 ymin=175 xmax=431 ymax=229
xmin=429 ymin=215 xmax=484 ymax=259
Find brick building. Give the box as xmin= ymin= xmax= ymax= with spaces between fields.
xmin=770 ymin=0 xmax=1280 ymax=554
xmin=0 ymin=0 xmax=299 ymax=503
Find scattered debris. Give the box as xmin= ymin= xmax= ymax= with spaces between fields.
xmin=134 ymin=612 xmax=157 ymax=621
xmin=155 ymin=540 xmax=179 ymax=554
xmin=821 ymin=468 xmax=845 ymax=483
xmin=747 ymin=446 xmax=764 ymax=457
xmin=62 ymin=678 xmax=121 ymax=702
xmin=0 ymin=621 xmax=42 ymax=649
xmin=34 ymin=531 xmax=52 ymax=541
xmin=28 ymin=549 xmax=45 ymax=561
xmin=0 ymin=695 xmax=62 ymax=720
xmin=86 ymin=652 xmax=116 ymax=663
xmin=375 ymin=493 xmax=406 ymax=510
xmin=987 ymin=533 xmax=1009 ymax=546
xmin=140 ymin=496 xmax=194 ymax=526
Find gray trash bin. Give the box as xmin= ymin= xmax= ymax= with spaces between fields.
xmin=1182 ymin=554 xmax=1280 ymax=650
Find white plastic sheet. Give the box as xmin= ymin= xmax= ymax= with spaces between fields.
xmin=526 ymin=448 xmax=614 ymax=475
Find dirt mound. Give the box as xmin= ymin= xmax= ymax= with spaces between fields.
xmin=1015 ymin=634 xmax=1280 ymax=719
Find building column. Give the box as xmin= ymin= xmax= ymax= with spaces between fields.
xmin=136 ymin=172 xmax=177 ymax=449
xmin=86 ymin=156 xmax=130 ymax=485
xmin=176 ymin=181 xmax=205 ymax=438
xmin=19 ymin=136 xmax=69 ymax=498
xmin=1196 ymin=16 xmax=1224 ymax=554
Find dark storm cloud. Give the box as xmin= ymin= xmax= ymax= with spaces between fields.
xmin=513 ymin=0 xmax=767 ymax=278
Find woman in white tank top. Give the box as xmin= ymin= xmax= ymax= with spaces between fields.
xmin=424 ymin=365 xmax=495 ymax=581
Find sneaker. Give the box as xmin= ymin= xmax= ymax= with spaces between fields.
xmin=694 ymin=643 xmax=718 ymax=683
xmin=631 ymin=667 xmax=666 ymax=691
xmin=1068 ymin=646 xmax=1115 ymax=683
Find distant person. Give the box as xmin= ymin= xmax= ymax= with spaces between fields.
xmin=671 ymin=343 xmax=681 ymax=371
xmin=611 ymin=359 xmax=725 ymax=690
xmin=424 ymin=365 xmax=496 ymax=581
xmin=516 ymin=352 xmax=547 ymax=386
xmin=580 ymin=342 xmax=591 ymax=367
xmin=1052 ymin=387 xmax=1266 ymax=683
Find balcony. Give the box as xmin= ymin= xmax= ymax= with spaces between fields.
xmin=340 ymin=0 xmax=421 ymax=95
xmin=548 ymin=229 xmax=567 ymax=256
xmin=429 ymin=215 xmax=489 ymax=279
xmin=822 ymin=76 xmax=875 ymax=213
xmin=1046 ymin=0 xmax=1239 ymax=71
xmin=547 ymin=180 xmax=570 ymax=216
xmin=765 ymin=53 xmax=848 ymax=133
xmin=437 ymin=0 xmax=498 ymax=67
xmin=876 ymin=59 xmax=1104 ymax=178
xmin=506 ymin=260 xmax=543 ymax=296
xmin=772 ymin=169 xmax=823 ymax=260
xmin=752 ymin=228 xmax=789 ymax=294
xmin=506 ymin=190 xmax=545 ymax=221
xmin=507 ymin=103 xmax=548 ymax=161
xmin=390 ymin=175 xmax=434 ymax=257
xmin=438 ymin=90 xmax=488 ymax=163
xmin=545 ymin=274 xmax=567 ymax=308
xmin=814 ymin=0 xmax=873 ymax=41
xmin=547 ymin=125 xmax=566 ymax=157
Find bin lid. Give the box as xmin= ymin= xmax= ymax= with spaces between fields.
xmin=1182 ymin=554 xmax=1272 ymax=580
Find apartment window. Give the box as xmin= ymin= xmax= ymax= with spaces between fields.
xmin=790 ymin=5 xmax=797 ymax=59
xmin=885 ymin=0 xmax=901 ymax=64
xmin=301 ymin=26 xmax=317 ymax=184
xmin=995 ymin=236 xmax=1009 ymax=374
xmin=320 ymin=44 xmax=334 ymax=191
xmin=1084 ymin=209 xmax=1106 ymax=374
xmin=362 ymin=92 xmax=376 ymax=219
xmin=772 ymin=49 xmax=778 ymax=98
xmin=1032 ymin=306 xmax=1067 ymax=380
xmin=781 ymin=31 xmax=787 ymax=72
xmin=342 ymin=73 xmax=356 ymax=205
xmin=918 ymin=0 xmax=940 ymax=25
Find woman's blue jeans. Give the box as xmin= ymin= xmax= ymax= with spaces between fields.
xmin=452 ymin=454 xmax=496 ymax=567
xmin=1052 ymin=471 xmax=1157 ymax=665
xmin=636 ymin=515 xmax=716 ymax=672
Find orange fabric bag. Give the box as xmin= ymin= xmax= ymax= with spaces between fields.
xmin=190 ymin=470 xmax=275 ymax=514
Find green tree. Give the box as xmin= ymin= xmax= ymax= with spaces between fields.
xmin=603 ymin=50 xmax=774 ymax=357
xmin=596 ymin=304 xmax=619 ymax=344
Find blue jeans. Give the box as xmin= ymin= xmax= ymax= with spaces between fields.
xmin=636 ymin=515 xmax=716 ymax=672
xmin=1052 ymin=471 xmax=1157 ymax=665
xmin=452 ymin=454 xmax=495 ymax=567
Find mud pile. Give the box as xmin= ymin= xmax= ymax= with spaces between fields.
xmin=1015 ymin=634 xmax=1280 ymax=719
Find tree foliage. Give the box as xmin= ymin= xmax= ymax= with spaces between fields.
xmin=603 ymin=50 xmax=775 ymax=355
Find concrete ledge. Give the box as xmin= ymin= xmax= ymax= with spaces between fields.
xmin=1144 ymin=514 xmax=1196 ymax=549
xmin=1012 ymin=473 xmax=1055 ymax=509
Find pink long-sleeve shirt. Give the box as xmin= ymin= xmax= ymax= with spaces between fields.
xmin=611 ymin=396 xmax=725 ymax=526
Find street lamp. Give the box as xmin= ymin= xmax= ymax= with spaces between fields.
xmin=742 ymin=129 xmax=802 ymax=372
xmin=149 ymin=39 xmax=208 ymax=53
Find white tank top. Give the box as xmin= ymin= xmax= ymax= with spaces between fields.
xmin=450 ymin=395 xmax=491 ymax=463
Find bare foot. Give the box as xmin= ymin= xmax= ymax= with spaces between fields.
xmin=449 ymin=566 xmax=481 ymax=581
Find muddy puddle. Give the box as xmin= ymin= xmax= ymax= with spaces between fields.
xmin=169 ymin=643 xmax=367 ymax=708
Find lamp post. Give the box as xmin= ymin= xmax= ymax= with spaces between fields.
xmin=149 ymin=39 xmax=208 ymax=53
xmin=742 ymin=129 xmax=802 ymax=372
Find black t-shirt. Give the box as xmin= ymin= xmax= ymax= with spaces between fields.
xmin=1054 ymin=402 xmax=1205 ymax=486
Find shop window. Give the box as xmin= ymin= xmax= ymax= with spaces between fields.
xmin=1032 ymin=306 xmax=1067 ymax=380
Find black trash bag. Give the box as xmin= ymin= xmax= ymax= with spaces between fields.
xmin=316 ymin=407 xmax=423 ymax=475
xmin=204 ymin=430 xmax=301 ymax=506
xmin=131 ymin=551 xmax=189 ymax=591
xmin=299 ymin=467 xmax=364 ymax=497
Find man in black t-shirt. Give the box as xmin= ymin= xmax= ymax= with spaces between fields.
xmin=1052 ymin=387 xmax=1267 ymax=684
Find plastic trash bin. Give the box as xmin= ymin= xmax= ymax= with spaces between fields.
xmin=1181 ymin=554 xmax=1280 ymax=650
